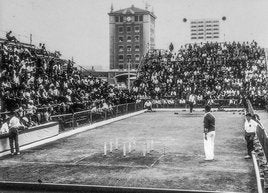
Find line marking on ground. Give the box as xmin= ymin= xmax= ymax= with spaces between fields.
xmin=73 ymin=155 xmax=90 ymax=164
xmin=150 ymin=154 xmax=164 ymax=167
xmin=2 ymin=160 xmax=149 ymax=169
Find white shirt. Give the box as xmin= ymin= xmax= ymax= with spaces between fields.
xmin=144 ymin=101 xmax=152 ymax=107
xmin=189 ymin=94 xmax=195 ymax=103
xmin=244 ymin=119 xmax=258 ymax=133
xmin=9 ymin=116 xmax=21 ymax=128
xmin=1 ymin=122 xmax=9 ymax=133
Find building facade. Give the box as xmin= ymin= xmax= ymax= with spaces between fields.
xmin=190 ymin=19 xmax=220 ymax=42
xmin=108 ymin=5 xmax=156 ymax=70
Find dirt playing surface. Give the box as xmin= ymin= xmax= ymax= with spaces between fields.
xmin=0 ymin=111 xmax=256 ymax=192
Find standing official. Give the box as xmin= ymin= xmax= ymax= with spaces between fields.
xmin=244 ymin=113 xmax=258 ymax=159
xmin=203 ymin=105 xmax=216 ymax=161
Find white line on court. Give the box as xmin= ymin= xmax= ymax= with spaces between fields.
xmin=1 ymin=160 xmax=149 ymax=169
xmin=150 ymin=154 xmax=164 ymax=167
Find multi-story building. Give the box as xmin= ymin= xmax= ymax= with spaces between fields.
xmin=190 ymin=19 xmax=220 ymax=42
xmin=108 ymin=5 xmax=156 ymax=71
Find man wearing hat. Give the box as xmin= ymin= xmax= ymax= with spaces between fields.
xmin=203 ymin=105 xmax=216 ymax=161
xmin=244 ymin=113 xmax=258 ymax=159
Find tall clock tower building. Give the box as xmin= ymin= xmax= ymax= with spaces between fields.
xmin=108 ymin=5 xmax=156 ymax=70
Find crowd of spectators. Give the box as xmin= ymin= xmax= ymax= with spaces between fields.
xmin=132 ymin=41 xmax=267 ymax=108
xmin=0 ymin=33 xmax=135 ymax=129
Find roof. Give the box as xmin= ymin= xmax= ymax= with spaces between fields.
xmin=109 ymin=5 xmax=156 ymax=18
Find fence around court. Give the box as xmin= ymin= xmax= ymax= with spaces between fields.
xmin=151 ymin=99 xmax=243 ymax=109
xmin=50 ymin=102 xmax=144 ymax=132
xmin=247 ymin=99 xmax=266 ymax=193
xmin=247 ymin=99 xmax=268 ymax=159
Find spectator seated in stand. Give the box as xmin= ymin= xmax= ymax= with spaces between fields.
xmin=144 ymin=100 xmax=153 ymax=112
xmin=6 ymin=31 xmax=19 ymax=43
xmin=133 ymin=41 xmax=267 ymax=109
xmin=0 ymin=32 xmax=136 ymax=127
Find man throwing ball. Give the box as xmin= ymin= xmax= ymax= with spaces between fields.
xmin=203 ymin=105 xmax=215 ymax=161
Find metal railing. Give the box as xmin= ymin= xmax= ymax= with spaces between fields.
xmin=247 ymin=99 xmax=265 ymax=193
xmin=151 ymin=99 xmax=244 ymax=109
xmin=50 ymin=102 xmax=144 ymax=132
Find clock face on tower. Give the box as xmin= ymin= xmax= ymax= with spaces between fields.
xmin=126 ymin=16 xmax=132 ymax=22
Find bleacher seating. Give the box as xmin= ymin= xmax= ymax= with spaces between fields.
xmin=132 ymin=41 xmax=267 ymax=109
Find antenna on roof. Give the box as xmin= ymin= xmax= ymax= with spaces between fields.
xmin=110 ymin=3 xmax=114 ymax=12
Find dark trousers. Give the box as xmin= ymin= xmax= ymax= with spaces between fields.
xmin=189 ymin=102 xmax=194 ymax=113
xmin=9 ymin=128 xmax=20 ymax=154
xmin=245 ymin=133 xmax=255 ymax=156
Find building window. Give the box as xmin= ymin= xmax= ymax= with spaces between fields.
xmin=119 ymin=36 xmax=123 ymax=42
xmin=135 ymin=45 xmax=140 ymax=51
xmin=118 ymin=26 xmax=123 ymax=33
xmin=213 ymin=36 xmax=219 ymax=38
xmin=127 ymin=26 xmax=131 ymax=32
xmin=127 ymin=36 xmax=132 ymax=42
xmin=139 ymin=15 xmax=143 ymax=21
xmin=115 ymin=16 xmax=119 ymax=22
xmin=135 ymin=36 xmax=139 ymax=42
xmin=191 ymin=37 xmax=197 ymax=39
xmin=126 ymin=55 xmax=132 ymax=61
xmin=119 ymin=46 xmax=124 ymax=52
xmin=135 ymin=15 xmax=139 ymax=21
xmin=118 ymin=63 xmax=124 ymax=70
xmin=135 ymin=55 xmax=140 ymax=61
xmin=207 ymin=36 xmax=212 ymax=39
xmin=198 ymin=37 xmax=203 ymax=39
xmin=118 ymin=55 xmax=124 ymax=61
xmin=127 ymin=45 xmax=131 ymax=52
xmin=119 ymin=16 xmax=123 ymax=22
xmin=134 ymin=26 xmax=140 ymax=33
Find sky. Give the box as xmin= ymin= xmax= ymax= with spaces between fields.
xmin=1 ymin=0 xmax=268 ymax=70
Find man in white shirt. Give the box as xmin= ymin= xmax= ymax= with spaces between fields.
xmin=9 ymin=111 xmax=23 ymax=155
xmin=188 ymin=93 xmax=196 ymax=114
xmin=144 ymin=100 xmax=153 ymax=112
xmin=0 ymin=116 xmax=9 ymax=134
xmin=244 ymin=113 xmax=258 ymax=159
